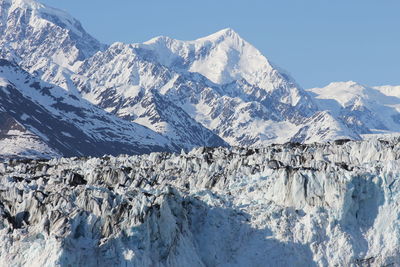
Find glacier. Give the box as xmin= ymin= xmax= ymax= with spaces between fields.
xmin=1 ymin=138 xmax=399 ymax=266
xmin=0 ymin=2 xmax=399 ymax=265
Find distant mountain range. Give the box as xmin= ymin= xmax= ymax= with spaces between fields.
xmin=0 ymin=0 xmax=399 ymax=158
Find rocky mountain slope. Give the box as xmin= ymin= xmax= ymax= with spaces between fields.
xmin=1 ymin=138 xmax=399 ymax=266
xmin=0 ymin=59 xmax=175 ymax=158
xmin=0 ymin=0 xmax=364 ymax=156
xmin=73 ymin=29 xmax=358 ymax=147
xmin=0 ymin=0 xmax=399 ymax=157
xmin=1 ymin=1 xmax=399 ymax=267
xmin=0 ymin=0 xmax=104 ymax=86
xmin=309 ymin=81 xmax=400 ymax=136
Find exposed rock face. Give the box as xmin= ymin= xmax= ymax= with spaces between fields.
xmin=1 ymin=138 xmax=399 ymax=266
xmin=0 ymin=0 xmax=104 ymax=81
xmin=74 ymin=30 xmax=356 ymax=147
xmin=1 ymin=0 xmax=400 ymax=157
xmin=0 ymin=0 xmax=362 ymax=150
xmin=0 ymin=59 xmax=176 ymax=158
xmin=4 ymin=0 xmax=400 ymax=156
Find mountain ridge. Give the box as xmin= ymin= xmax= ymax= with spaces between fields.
xmin=0 ymin=59 xmax=176 ymax=158
xmin=0 ymin=0 xmax=399 ymax=158
xmin=309 ymin=81 xmax=400 ymax=136
xmin=1 ymin=1 xmax=400 ymax=266
xmin=72 ymin=27 xmax=352 ymax=147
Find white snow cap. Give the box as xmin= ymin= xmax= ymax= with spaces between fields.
xmin=195 ymin=27 xmax=242 ymax=42
xmin=3 ymin=0 xmax=43 ymax=9
xmin=2 ymin=0 xmax=89 ymax=39
xmin=138 ymin=28 xmax=281 ymax=89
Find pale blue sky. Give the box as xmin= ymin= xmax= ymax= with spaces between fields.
xmin=40 ymin=0 xmax=400 ymax=88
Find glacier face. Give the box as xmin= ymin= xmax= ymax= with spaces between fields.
xmin=1 ymin=138 xmax=399 ymax=266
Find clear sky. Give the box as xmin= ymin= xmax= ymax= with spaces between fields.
xmin=40 ymin=0 xmax=400 ymax=89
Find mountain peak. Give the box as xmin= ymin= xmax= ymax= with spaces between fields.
xmin=208 ymin=27 xmax=239 ymax=37
xmin=4 ymin=0 xmax=36 ymax=4
xmin=3 ymin=0 xmax=43 ymax=10
xmin=219 ymin=27 xmax=236 ymax=35
xmin=324 ymin=81 xmax=367 ymax=91
xmin=1 ymin=0 xmax=87 ymax=35
xmin=133 ymin=28 xmax=297 ymax=89
xmin=0 ymin=0 xmax=104 ymax=71
xmin=143 ymin=28 xmax=241 ymax=45
xmin=143 ymin=35 xmax=173 ymax=45
xmin=196 ymin=28 xmax=243 ymax=43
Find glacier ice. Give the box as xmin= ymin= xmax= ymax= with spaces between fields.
xmin=0 ymin=138 xmax=399 ymax=266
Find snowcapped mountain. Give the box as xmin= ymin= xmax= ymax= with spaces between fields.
xmin=1 ymin=1 xmax=400 ymax=266
xmin=0 ymin=0 xmax=399 ymax=157
xmin=0 ymin=59 xmax=175 ymax=158
xmin=309 ymin=81 xmax=400 ymax=136
xmin=72 ymin=28 xmax=356 ymax=146
xmin=0 ymin=0 xmax=358 ymax=148
xmin=0 ymin=0 xmax=105 ymax=90
xmin=1 ymin=139 xmax=400 ymax=266
xmin=136 ymin=28 xmax=297 ymax=94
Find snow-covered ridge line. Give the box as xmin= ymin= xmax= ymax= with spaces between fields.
xmin=1 ymin=138 xmax=399 ymax=266
xmin=2 ymin=0 xmax=400 ymax=156
xmin=0 ymin=59 xmax=176 ymax=158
